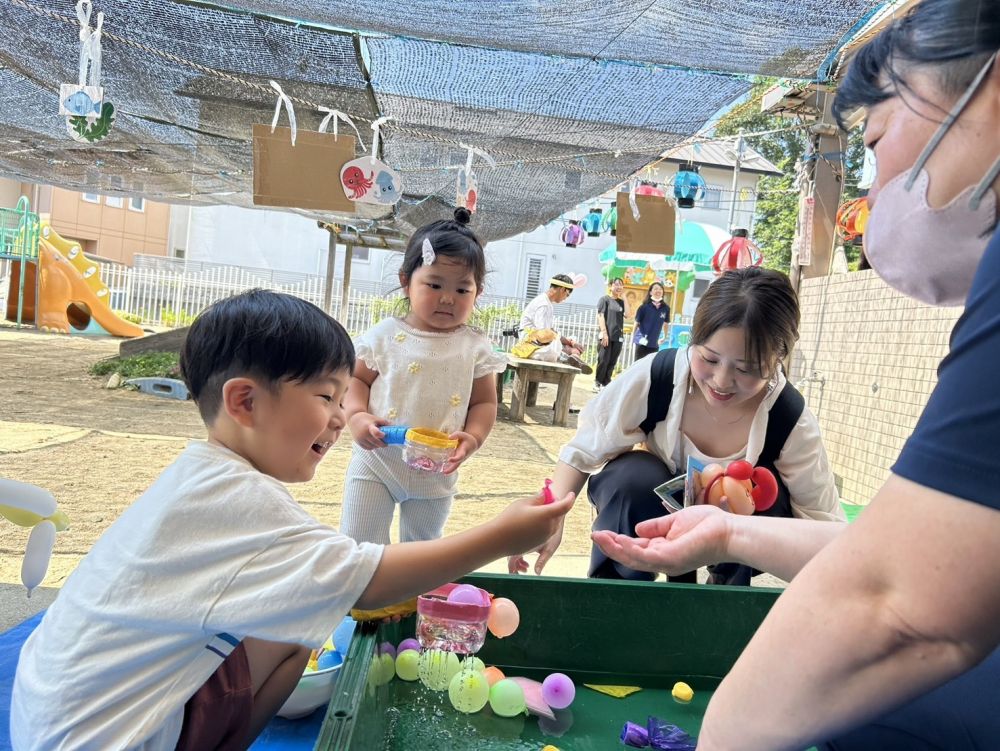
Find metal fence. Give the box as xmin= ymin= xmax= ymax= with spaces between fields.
xmin=0 ymin=254 xmax=668 ymax=373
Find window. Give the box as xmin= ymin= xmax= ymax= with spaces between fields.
xmin=524 ymin=255 xmax=545 ymax=299
xmin=105 ymin=196 xmax=123 ymax=208
xmin=702 ymin=186 xmax=722 ymax=210
xmin=349 ymin=245 xmax=370 ymax=263
xmin=172 ymin=247 xmax=186 ymax=259
xmin=128 ymin=196 xmax=145 ymax=212
xmin=82 ymin=193 xmax=100 ymax=204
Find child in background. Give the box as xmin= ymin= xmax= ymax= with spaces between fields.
xmin=11 ymin=290 xmax=572 ymax=751
xmin=342 ymin=208 xmax=509 ymax=545
xmin=632 ymin=281 xmax=670 ymax=361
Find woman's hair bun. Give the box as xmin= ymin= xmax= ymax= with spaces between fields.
xmin=453 ymin=207 xmax=472 ymax=226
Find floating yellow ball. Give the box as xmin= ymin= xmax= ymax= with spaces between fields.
xmin=448 ymin=669 xmax=490 ymax=713
xmin=419 ymin=649 xmax=461 ymax=690
xmin=463 ymin=656 xmax=486 ymax=674
xmin=395 ymin=649 xmax=420 ymax=682
xmin=672 ymin=681 xmax=694 ymax=704
xmin=376 ymin=652 xmax=396 ymax=685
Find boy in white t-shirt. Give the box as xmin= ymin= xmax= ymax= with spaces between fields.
xmin=10 ymin=290 xmax=572 ymax=751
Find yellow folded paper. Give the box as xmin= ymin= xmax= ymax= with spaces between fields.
xmin=583 ymin=684 xmax=642 ymax=698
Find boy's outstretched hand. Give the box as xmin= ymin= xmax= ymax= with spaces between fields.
xmin=590 ymin=504 xmax=733 ymax=576
xmin=494 ymin=491 xmax=575 ymax=557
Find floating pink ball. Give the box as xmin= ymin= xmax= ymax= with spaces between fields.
xmin=541 ymin=673 xmax=575 ymax=709
xmin=447 ymin=584 xmax=489 ymax=606
xmin=397 ymin=638 xmax=421 ymax=654
xmin=487 ymin=598 xmax=520 ymax=638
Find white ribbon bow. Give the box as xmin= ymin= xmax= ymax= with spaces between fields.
xmin=269 ymin=80 xmax=297 ymax=146
xmin=317 ymin=107 xmax=366 ymax=151
xmin=369 ymin=116 xmax=393 ymax=164
xmin=76 ymin=0 xmax=103 ymax=88
xmin=459 ymin=142 xmax=496 ymax=175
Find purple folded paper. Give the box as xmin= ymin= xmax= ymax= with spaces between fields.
xmin=621 ymin=720 xmax=650 ymax=747
xmin=647 ymin=716 xmax=697 ymax=751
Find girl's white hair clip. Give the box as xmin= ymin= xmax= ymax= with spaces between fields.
xmin=421 ymin=237 xmax=435 ymax=266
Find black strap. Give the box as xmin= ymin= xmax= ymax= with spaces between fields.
xmin=756 ymin=382 xmax=805 ymax=468
xmin=640 ymin=348 xmax=805 ymax=466
xmin=640 ymin=348 xmax=678 ymax=435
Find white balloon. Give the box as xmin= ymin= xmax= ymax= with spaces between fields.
xmin=22 ymin=520 xmax=56 ymax=597
xmin=0 ymin=478 xmax=57 ymax=518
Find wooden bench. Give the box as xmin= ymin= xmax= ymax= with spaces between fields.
xmin=496 ymin=356 xmax=579 ymax=427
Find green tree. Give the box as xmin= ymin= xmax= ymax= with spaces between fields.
xmin=714 ymin=80 xmax=866 ymax=273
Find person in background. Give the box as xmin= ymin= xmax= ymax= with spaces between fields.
xmin=594 ymin=277 xmax=626 ymax=392
xmin=632 ymin=281 xmax=670 ymax=361
xmin=514 ymin=274 xmax=592 ymax=374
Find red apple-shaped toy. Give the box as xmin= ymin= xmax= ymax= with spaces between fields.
xmin=698 ymin=460 xmax=778 ymax=514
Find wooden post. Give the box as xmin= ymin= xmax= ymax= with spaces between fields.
xmin=338 ymin=242 xmax=353 ymax=324
xmin=322 ymin=228 xmax=336 ymax=314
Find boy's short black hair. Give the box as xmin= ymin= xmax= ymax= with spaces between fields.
xmin=180 ymin=290 xmax=355 ymax=424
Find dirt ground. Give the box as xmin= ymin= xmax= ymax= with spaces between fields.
xmin=0 ymin=326 xmax=603 ymax=593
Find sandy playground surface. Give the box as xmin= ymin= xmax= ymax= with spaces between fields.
xmin=0 ymin=326 xmax=783 ymax=621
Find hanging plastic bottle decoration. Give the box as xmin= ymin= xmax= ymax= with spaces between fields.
xmin=580 ymin=207 xmax=603 ymax=236
xmin=455 ymin=143 xmax=495 ymax=214
xmin=711 ymin=228 xmax=763 ymax=274
xmin=602 ymin=201 xmax=618 ymax=236
xmin=672 ymin=165 xmax=707 ymax=209
xmin=62 ymin=1 xmax=115 ymax=144
xmin=836 ymin=197 xmax=870 ymax=241
xmin=340 ymin=116 xmax=403 ymax=205
xmin=561 ymin=220 xmax=586 ymax=247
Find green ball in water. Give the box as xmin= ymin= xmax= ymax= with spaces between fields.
xmin=395 ymin=649 xmax=420 ymax=682
xmin=377 ymin=652 xmax=396 ymax=685
xmin=463 ymin=656 xmax=486 ymax=674
xmin=489 ymin=678 xmax=526 ymax=717
xmin=419 ymin=649 xmax=461 ymax=690
xmin=448 ymin=669 xmax=490 ymax=713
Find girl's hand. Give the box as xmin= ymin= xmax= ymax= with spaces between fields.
xmin=590 ymin=504 xmax=733 ymax=576
xmin=442 ymin=431 xmax=480 ymax=475
xmin=349 ymin=413 xmax=389 ymax=450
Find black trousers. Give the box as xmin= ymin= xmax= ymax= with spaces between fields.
xmin=595 ymin=339 xmax=623 ymax=386
xmin=634 ymin=343 xmax=658 ymax=361
xmin=587 ymin=451 xmax=696 ymax=583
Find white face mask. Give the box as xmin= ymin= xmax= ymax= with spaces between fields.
xmin=863 ymin=53 xmax=1000 ymax=307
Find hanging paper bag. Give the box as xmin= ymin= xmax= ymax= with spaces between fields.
xmin=615 ymin=191 xmax=676 ymax=255
xmin=252 ymin=125 xmax=357 ymax=212
xmin=340 ymin=157 xmax=403 ymax=206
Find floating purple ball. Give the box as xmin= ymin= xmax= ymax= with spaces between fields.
xmin=397 ymin=638 xmax=421 ymax=654
xmin=447 ymin=584 xmax=489 ymax=606
xmin=379 ymin=641 xmax=396 ymax=659
xmin=541 ymin=672 xmax=576 ymax=709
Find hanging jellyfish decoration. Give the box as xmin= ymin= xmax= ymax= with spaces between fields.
xmin=560 ymin=220 xmax=586 ymax=247
xmin=712 ymin=228 xmax=764 ymax=274
xmin=672 ymin=165 xmax=707 ymax=209
xmin=836 ymin=197 xmax=870 ymax=241
xmin=580 ymin=207 xmax=603 ymax=236
xmin=602 ymin=201 xmax=618 ymax=236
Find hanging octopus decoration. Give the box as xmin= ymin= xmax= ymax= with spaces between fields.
xmin=342 ymin=166 xmax=374 ymax=200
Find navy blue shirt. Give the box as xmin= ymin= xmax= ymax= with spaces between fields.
xmin=893 ymin=225 xmax=1000 ymax=509
xmin=633 ymin=300 xmax=670 ymax=345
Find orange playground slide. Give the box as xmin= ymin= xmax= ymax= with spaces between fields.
xmin=33 ymin=239 xmax=144 ymax=337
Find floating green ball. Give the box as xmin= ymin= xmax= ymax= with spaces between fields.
xmin=377 ymin=652 xmax=396 ymax=685
xmin=448 ymin=669 xmax=490 ymax=713
xmin=418 ymin=649 xmax=461 ymax=690
xmin=463 ymin=656 xmax=486 ymax=674
xmin=395 ymin=649 xmax=420 ymax=682
xmin=489 ymin=678 xmax=526 ymax=717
